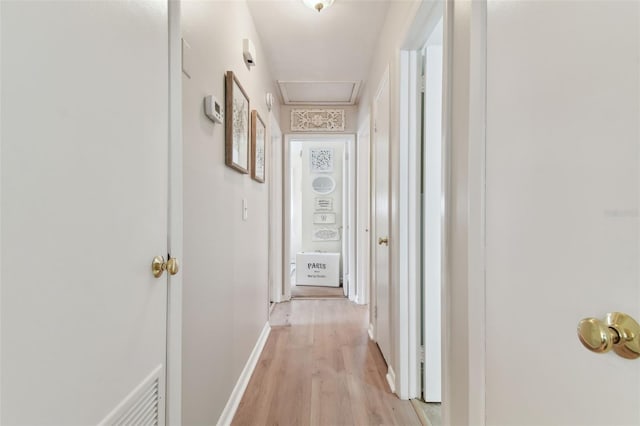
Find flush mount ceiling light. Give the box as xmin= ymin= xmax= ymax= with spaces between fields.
xmin=303 ymin=0 xmax=334 ymax=13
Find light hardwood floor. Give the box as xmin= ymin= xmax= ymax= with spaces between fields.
xmin=290 ymin=285 xmax=345 ymax=298
xmin=232 ymin=299 xmax=420 ymax=426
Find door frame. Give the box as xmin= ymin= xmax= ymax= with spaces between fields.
xmin=269 ymin=115 xmax=284 ymax=304
xmin=167 ymin=0 xmax=183 ymax=423
xmin=395 ymin=0 xmax=488 ymax=421
xmin=442 ymin=0 xmax=487 ymax=424
xmin=283 ymin=133 xmax=356 ymax=301
xmin=397 ymin=0 xmax=444 ymax=401
xmin=356 ymin=116 xmax=371 ymax=306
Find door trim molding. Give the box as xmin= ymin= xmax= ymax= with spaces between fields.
xmin=167 ymin=1 xmax=183 ymax=424
xmin=398 ymin=0 xmax=445 ymax=402
xmin=441 ymin=0 xmax=488 ymax=424
xmin=269 ymin=116 xmax=284 ymax=304
xmin=356 ymin=116 xmax=371 ymax=306
xmin=283 ymin=133 xmax=356 ymax=301
xmin=397 ymin=49 xmax=420 ymax=400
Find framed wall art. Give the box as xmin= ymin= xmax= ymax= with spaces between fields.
xmin=225 ymin=71 xmax=250 ymax=174
xmin=251 ymin=110 xmax=266 ymax=183
xmin=310 ymin=148 xmax=334 ymax=173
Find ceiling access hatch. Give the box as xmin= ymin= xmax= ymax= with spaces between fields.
xmin=278 ymin=81 xmax=361 ymax=105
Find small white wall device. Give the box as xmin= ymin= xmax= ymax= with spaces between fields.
xmin=243 ymin=38 xmax=256 ymax=67
xmin=204 ymin=95 xmax=223 ymax=124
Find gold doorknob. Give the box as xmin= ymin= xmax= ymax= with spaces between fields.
xmin=378 ymin=237 xmax=389 ymax=246
xmin=152 ymin=256 xmax=180 ymax=278
xmin=577 ymin=312 xmax=640 ymax=359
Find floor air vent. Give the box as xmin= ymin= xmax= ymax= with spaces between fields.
xmin=99 ymin=365 xmax=164 ymax=426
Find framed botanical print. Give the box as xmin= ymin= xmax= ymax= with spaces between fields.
xmin=225 ymin=71 xmax=250 ymax=174
xmin=251 ymin=110 xmax=266 ymax=183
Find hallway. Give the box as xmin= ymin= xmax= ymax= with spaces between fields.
xmin=232 ymin=300 xmax=420 ymax=425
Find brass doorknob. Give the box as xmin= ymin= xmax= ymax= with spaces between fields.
xmin=378 ymin=237 xmax=389 ymax=246
xmin=152 ymin=256 xmax=180 ymax=278
xmin=577 ymin=312 xmax=640 ymax=359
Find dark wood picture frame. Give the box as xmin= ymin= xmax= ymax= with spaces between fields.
xmin=251 ymin=110 xmax=266 ymax=183
xmin=225 ymin=71 xmax=250 ymax=174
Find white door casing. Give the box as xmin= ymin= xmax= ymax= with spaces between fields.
xmin=356 ymin=117 xmax=371 ymax=306
xmin=422 ymin=40 xmax=443 ymax=403
xmin=342 ymin=139 xmax=357 ymax=299
xmin=484 ymin=1 xmax=640 ymax=425
xmin=347 ymin=138 xmax=357 ymax=301
xmin=373 ymin=68 xmax=392 ymax=367
xmin=342 ymin=144 xmax=350 ymax=297
xmin=1 ymin=1 xmax=170 ymax=423
xmin=269 ymin=116 xmax=284 ymax=303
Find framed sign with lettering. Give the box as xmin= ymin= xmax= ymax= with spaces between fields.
xmin=314 ymin=197 xmax=333 ymax=212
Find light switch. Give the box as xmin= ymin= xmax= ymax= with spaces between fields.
xmin=242 ymin=199 xmax=248 ymax=221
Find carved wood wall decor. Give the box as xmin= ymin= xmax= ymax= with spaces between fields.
xmin=291 ymin=109 xmax=345 ymax=132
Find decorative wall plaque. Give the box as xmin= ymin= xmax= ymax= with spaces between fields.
xmin=312 ymin=227 xmax=340 ymax=241
xmin=311 ymin=175 xmax=336 ymax=194
xmin=314 ymin=197 xmax=333 ymax=211
xmin=310 ymin=148 xmax=334 ymax=172
xmin=313 ymin=213 xmax=336 ymax=224
xmin=291 ymin=109 xmax=345 ymax=132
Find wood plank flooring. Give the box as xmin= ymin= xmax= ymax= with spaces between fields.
xmin=290 ymin=285 xmax=346 ymax=299
xmin=232 ymin=299 xmax=420 ymax=426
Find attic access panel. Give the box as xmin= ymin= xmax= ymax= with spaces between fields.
xmin=278 ymin=81 xmax=361 ymax=105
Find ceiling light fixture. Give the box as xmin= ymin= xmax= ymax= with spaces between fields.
xmin=302 ymin=0 xmax=334 ymax=13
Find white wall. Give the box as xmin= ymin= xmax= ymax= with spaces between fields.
xmin=181 ymin=1 xmax=280 ymax=423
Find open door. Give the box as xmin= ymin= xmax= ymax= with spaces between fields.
xmin=1 ymin=2 xmax=172 ymax=423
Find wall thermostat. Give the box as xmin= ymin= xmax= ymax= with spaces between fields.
xmin=204 ymin=95 xmax=224 ymax=124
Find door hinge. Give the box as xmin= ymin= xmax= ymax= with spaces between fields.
xmin=419 ymin=345 xmax=425 ymax=363
xmin=421 ymin=78 xmax=426 ymax=93
xmin=374 ymin=120 xmax=377 ymax=133
xmin=374 ymin=305 xmax=378 ymax=319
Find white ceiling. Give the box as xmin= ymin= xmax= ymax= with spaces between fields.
xmin=247 ymin=0 xmax=390 ymax=105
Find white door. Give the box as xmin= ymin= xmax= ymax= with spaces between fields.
xmin=485 ymin=1 xmax=639 ymax=425
xmin=1 ymin=1 xmax=170 ymax=424
xmin=373 ymin=70 xmax=392 ymax=363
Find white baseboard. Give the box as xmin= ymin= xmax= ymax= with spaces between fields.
xmin=386 ymin=366 xmax=397 ymax=394
xmin=368 ymin=322 xmax=375 ymax=340
xmin=216 ymin=322 xmax=271 ymax=426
